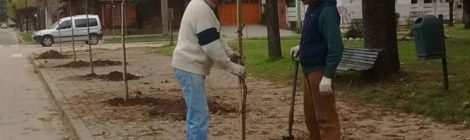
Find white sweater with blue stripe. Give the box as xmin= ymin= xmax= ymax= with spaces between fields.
xmin=172 ymin=0 xmax=236 ymax=76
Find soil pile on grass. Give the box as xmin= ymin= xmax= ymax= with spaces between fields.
xmin=104 ymin=97 xmax=236 ymax=121
xmin=100 ymin=71 xmax=141 ymax=81
xmin=55 ymin=60 xmax=123 ymax=68
xmin=37 ymin=50 xmax=65 ymax=59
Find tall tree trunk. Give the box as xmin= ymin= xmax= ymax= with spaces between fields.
xmin=464 ymin=0 xmax=470 ymax=28
xmin=362 ymin=0 xmax=400 ymax=78
xmin=449 ymin=0 xmax=454 ymax=27
xmin=266 ymin=0 xmax=282 ymax=59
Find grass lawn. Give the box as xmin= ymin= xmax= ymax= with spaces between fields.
xmin=154 ymin=24 xmax=470 ymax=123
xmin=18 ymin=32 xmax=33 ymax=43
xmin=104 ymin=34 xmax=176 ymax=44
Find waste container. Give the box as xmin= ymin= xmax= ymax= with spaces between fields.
xmin=412 ymin=15 xmax=446 ymax=60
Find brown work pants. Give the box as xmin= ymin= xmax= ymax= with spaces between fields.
xmin=303 ymin=70 xmax=341 ymax=140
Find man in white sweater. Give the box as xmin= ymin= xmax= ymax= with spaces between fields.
xmin=171 ymin=0 xmax=245 ymax=139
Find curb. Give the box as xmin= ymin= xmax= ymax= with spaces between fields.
xmin=15 ymin=31 xmax=24 ymax=44
xmin=29 ymin=54 xmax=95 ymax=140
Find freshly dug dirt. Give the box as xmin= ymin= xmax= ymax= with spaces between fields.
xmin=36 ymin=50 xmax=65 ymax=59
xmin=148 ymin=98 xmax=237 ymax=121
xmin=55 ymin=60 xmax=123 ymax=68
xmin=104 ymin=97 xmax=236 ymax=121
xmin=100 ymin=71 xmax=141 ymax=81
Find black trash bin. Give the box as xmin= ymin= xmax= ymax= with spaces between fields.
xmin=412 ymin=15 xmax=446 ymax=60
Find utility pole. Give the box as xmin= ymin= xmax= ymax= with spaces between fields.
xmin=44 ymin=0 xmax=48 ymax=29
xmin=25 ymin=0 xmax=29 ymax=33
xmin=111 ymin=0 xmax=115 ymax=38
xmin=69 ymin=0 xmax=76 ymax=61
xmin=57 ymin=0 xmax=62 ymax=54
xmin=161 ymin=0 xmax=168 ymax=34
xmin=169 ymin=8 xmax=173 ymax=45
xmin=296 ymin=0 xmax=302 ymax=30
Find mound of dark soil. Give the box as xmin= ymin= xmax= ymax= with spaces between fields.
xmin=37 ymin=50 xmax=65 ymax=59
xmin=55 ymin=60 xmax=124 ymax=68
xmin=62 ymin=72 xmax=141 ymax=81
xmin=92 ymin=59 xmax=124 ymax=67
xmin=99 ymin=71 xmax=141 ymax=81
xmin=55 ymin=60 xmax=89 ymax=68
xmin=103 ymin=97 xmax=236 ymax=121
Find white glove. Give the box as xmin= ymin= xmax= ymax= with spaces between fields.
xmin=228 ymin=62 xmax=246 ymax=78
xmin=319 ymin=76 xmax=333 ymax=95
xmin=290 ymin=45 xmax=300 ymax=58
xmin=229 ymin=52 xmax=241 ymax=58
xmin=229 ymin=52 xmax=243 ymax=64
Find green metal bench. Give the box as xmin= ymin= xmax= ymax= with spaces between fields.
xmin=337 ymin=47 xmax=382 ymax=71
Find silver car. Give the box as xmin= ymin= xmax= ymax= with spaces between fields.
xmin=33 ymin=15 xmax=103 ymax=47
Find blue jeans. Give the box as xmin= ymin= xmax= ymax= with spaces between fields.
xmin=174 ymin=68 xmax=209 ymax=140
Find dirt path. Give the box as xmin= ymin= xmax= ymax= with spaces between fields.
xmin=35 ymin=47 xmax=470 ymax=140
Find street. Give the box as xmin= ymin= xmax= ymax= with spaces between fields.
xmin=0 ymin=29 xmax=71 ymax=140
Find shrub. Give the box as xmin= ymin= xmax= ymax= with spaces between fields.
xmin=344 ymin=27 xmax=363 ymax=39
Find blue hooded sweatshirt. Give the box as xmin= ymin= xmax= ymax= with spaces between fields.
xmin=299 ymin=0 xmax=344 ymax=78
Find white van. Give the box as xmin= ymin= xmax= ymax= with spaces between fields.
xmin=33 ymin=15 xmax=102 ymax=47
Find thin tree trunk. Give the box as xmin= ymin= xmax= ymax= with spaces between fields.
xmin=266 ymin=0 xmax=282 ymax=59
xmin=362 ymin=0 xmax=400 ymax=78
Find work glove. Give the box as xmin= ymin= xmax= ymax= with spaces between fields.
xmin=228 ymin=62 xmax=246 ymax=78
xmin=229 ymin=52 xmax=244 ymax=64
xmin=290 ymin=45 xmax=300 ymax=58
xmin=319 ymin=76 xmax=333 ymax=95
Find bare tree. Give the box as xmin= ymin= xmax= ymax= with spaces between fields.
xmin=362 ymin=0 xmax=400 ymax=77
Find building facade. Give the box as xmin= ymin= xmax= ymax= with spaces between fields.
xmin=337 ymin=0 xmax=464 ymax=26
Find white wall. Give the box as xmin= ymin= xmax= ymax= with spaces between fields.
xmin=285 ymin=0 xmax=463 ymax=28
xmin=338 ymin=0 xmax=456 ymax=26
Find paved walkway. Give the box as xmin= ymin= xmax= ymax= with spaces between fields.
xmin=0 ymin=29 xmax=71 ymax=140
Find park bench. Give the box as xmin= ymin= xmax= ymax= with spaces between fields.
xmin=337 ymin=47 xmax=382 ymax=71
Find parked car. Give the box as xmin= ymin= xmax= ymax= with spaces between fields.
xmin=0 ymin=23 xmax=7 ymax=29
xmin=33 ymin=15 xmax=103 ymax=47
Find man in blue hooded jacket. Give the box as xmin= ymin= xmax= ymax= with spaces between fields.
xmin=290 ymin=0 xmax=344 ymax=139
